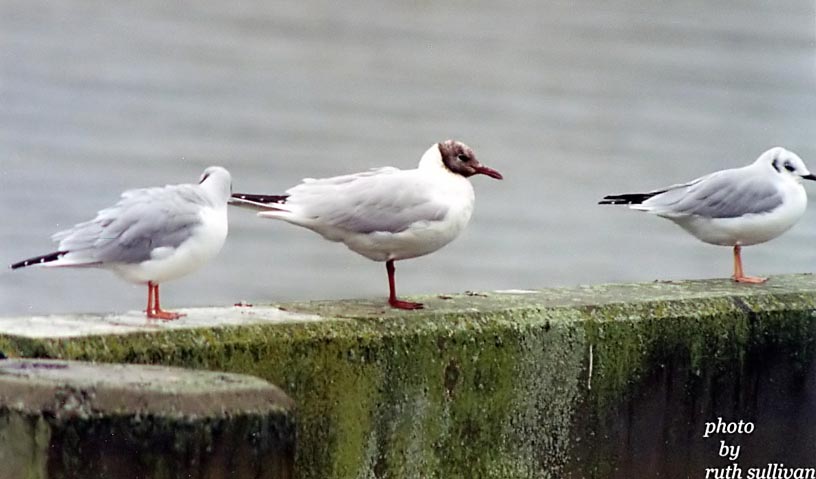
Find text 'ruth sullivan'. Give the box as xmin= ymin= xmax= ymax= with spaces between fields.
xmin=706 ymin=463 xmax=815 ymax=479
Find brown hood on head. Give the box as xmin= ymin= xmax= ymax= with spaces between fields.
xmin=438 ymin=140 xmax=503 ymax=179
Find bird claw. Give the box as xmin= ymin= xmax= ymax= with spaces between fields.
xmin=732 ymin=275 xmax=768 ymax=284
xmin=147 ymin=310 xmax=186 ymax=321
xmin=389 ymin=299 xmax=424 ymax=310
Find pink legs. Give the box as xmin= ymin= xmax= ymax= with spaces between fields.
xmin=731 ymin=245 xmax=767 ymax=284
xmin=145 ymin=281 xmax=185 ymax=320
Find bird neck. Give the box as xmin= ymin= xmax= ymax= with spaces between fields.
xmin=418 ymin=143 xmax=458 ymax=179
xmin=200 ymin=178 xmax=231 ymax=206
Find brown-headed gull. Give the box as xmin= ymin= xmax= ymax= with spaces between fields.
xmin=10 ymin=166 xmax=232 ymax=319
xmin=600 ymin=147 xmax=815 ymax=283
xmin=231 ymin=140 xmax=502 ymax=310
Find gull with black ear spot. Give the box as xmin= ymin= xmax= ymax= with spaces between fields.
xmin=230 ymin=140 xmax=502 ymax=310
xmin=10 ymin=166 xmax=232 ymax=320
xmin=600 ymin=147 xmax=816 ymax=283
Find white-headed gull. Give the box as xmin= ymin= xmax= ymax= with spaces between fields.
xmin=600 ymin=147 xmax=815 ymax=283
xmin=10 ymin=166 xmax=232 ymax=319
xmin=230 ymin=140 xmax=502 ymax=309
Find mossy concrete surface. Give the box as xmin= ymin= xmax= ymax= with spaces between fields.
xmin=0 ymin=359 xmax=295 ymax=479
xmin=2 ymin=274 xmax=816 ymax=478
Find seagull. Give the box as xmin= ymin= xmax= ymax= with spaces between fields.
xmin=230 ymin=140 xmax=502 ymax=310
xmin=10 ymin=166 xmax=232 ymax=319
xmin=600 ymin=147 xmax=815 ymax=283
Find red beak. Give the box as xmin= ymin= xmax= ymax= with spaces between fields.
xmin=474 ymin=165 xmax=503 ymax=180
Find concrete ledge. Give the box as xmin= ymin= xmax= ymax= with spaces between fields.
xmin=0 ymin=359 xmax=295 ymax=479
xmin=2 ymin=274 xmax=816 ymax=478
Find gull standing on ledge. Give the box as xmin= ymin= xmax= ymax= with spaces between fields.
xmin=10 ymin=167 xmax=232 ymax=319
xmin=230 ymin=140 xmax=503 ymax=310
xmin=600 ymin=147 xmax=815 ymax=283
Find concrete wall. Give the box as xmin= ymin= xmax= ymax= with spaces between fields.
xmin=0 ymin=359 xmax=295 ymax=479
xmin=2 ymin=275 xmax=816 ymax=478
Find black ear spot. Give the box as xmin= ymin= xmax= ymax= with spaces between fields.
xmin=199 ymin=173 xmax=210 ymax=184
xmin=772 ymin=159 xmax=781 ymax=173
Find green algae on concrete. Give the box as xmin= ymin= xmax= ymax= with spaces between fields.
xmin=0 ymin=359 xmax=295 ymax=479
xmin=2 ymin=275 xmax=816 ymax=478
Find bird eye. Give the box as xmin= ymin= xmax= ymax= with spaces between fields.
xmin=199 ymin=173 xmax=210 ymax=184
xmin=457 ymin=154 xmax=470 ymax=162
xmin=784 ymin=161 xmax=796 ymax=172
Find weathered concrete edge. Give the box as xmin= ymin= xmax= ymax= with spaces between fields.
xmin=0 ymin=306 xmax=323 ymax=339
xmin=0 ymin=359 xmax=295 ymax=417
xmin=280 ymin=273 xmax=816 ymax=318
xmin=2 ymin=274 xmax=815 ymax=338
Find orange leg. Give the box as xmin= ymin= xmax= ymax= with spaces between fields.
xmin=731 ymin=245 xmax=767 ymax=284
xmin=146 ymin=281 xmax=185 ymax=320
xmin=386 ymin=260 xmax=423 ymax=310
xmin=145 ymin=283 xmax=155 ymax=317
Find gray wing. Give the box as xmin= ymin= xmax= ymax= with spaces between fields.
xmin=285 ymin=168 xmax=450 ymax=234
xmin=641 ymin=169 xmax=783 ymax=218
xmin=54 ymin=185 xmax=207 ymax=264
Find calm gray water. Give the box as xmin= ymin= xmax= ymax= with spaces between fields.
xmin=2 ymin=0 xmax=816 ymax=315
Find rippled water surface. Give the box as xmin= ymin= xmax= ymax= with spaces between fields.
xmin=2 ymin=0 xmax=815 ymax=315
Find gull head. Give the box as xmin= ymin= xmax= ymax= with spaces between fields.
xmin=199 ymin=166 xmax=233 ymax=204
xmin=429 ymin=140 xmax=503 ymax=180
xmin=758 ymin=147 xmax=816 ymax=183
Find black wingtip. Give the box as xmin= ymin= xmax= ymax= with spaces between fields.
xmin=599 ymin=196 xmax=635 ymax=205
xmin=10 ymin=251 xmax=66 ymax=270
xmin=230 ymin=193 xmax=289 ymax=205
xmin=599 ymin=191 xmax=665 ymax=206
